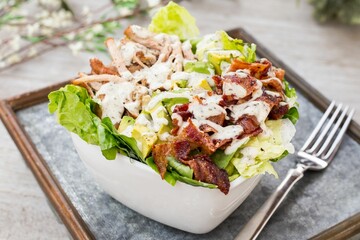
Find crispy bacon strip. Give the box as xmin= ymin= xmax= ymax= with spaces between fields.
xmin=185 ymin=155 xmax=230 ymax=194
xmin=229 ymin=59 xmax=271 ymax=79
xmin=237 ymin=114 xmax=261 ymax=135
xmin=274 ymin=68 xmax=285 ymax=80
xmin=152 ymin=143 xmax=172 ymax=179
xmin=269 ymin=104 xmax=289 ymax=120
xmin=90 ymin=58 xmax=118 ymax=75
xmin=178 ymin=119 xmax=217 ymax=155
xmin=261 ymin=78 xmax=284 ymax=95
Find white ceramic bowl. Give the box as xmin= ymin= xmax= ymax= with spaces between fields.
xmin=71 ymin=134 xmax=261 ymax=234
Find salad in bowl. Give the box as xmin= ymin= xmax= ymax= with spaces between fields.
xmin=49 ymin=2 xmax=298 ymax=198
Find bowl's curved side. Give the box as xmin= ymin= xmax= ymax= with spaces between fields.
xmin=71 ymin=134 xmax=261 ymax=234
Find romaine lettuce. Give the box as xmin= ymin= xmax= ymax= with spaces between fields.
xmin=232 ymin=119 xmax=296 ymax=178
xmin=148 ymin=1 xmax=199 ymax=40
xmin=48 ymin=84 xmax=142 ymax=160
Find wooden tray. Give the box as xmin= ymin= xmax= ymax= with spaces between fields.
xmin=1 ymin=28 xmax=359 ymax=240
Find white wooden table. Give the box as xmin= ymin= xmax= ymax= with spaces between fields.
xmin=1 ymin=0 xmax=359 ymax=239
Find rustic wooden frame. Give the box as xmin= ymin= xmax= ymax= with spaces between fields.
xmin=0 ymin=28 xmax=359 ymax=239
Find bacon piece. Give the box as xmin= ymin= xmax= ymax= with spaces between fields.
xmin=275 ymin=68 xmax=285 ymax=81
xmin=179 ymin=119 xmax=216 ymax=155
xmin=186 ymin=155 xmax=230 ymax=194
xmin=269 ymin=104 xmax=289 ymax=120
xmin=229 ymin=59 xmax=271 ymax=79
xmin=207 ymin=112 xmax=225 ymax=126
xmin=261 ymin=78 xmax=284 ymax=95
xmin=173 ymin=103 xmax=193 ymax=121
xmin=90 ymin=58 xmax=118 ymax=75
xmin=256 ymin=90 xmax=281 ymax=109
xmin=237 ymin=114 xmax=261 ymax=135
xmin=223 ymin=73 xmax=257 ymax=97
xmin=173 ymin=140 xmax=191 ymax=160
xmin=212 ymin=75 xmax=224 ymax=95
xmin=199 ymin=124 xmax=218 ymax=133
xmin=152 ymin=143 xmax=171 ymax=179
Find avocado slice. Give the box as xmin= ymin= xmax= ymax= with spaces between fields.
xmin=162 ymin=98 xmax=189 ymax=114
xmin=132 ymin=124 xmax=158 ymax=159
xmin=118 ymin=116 xmax=135 ymax=133
xmin=184 ymin=61 xmax=214 ymax=75
xmin=149 ymin=102 xmax=173 ymax=141
xmin=207 ymin=50 xmax=240 ymax=74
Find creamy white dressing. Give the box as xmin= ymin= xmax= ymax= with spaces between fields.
xmin=150 ymin=106 xmax=169 ymax=132
xmin=159 ymin=132 xmax=171 ymax=141
xmin=121 ymin=42 xmax=138 ymax=65
xmin=120 ymin=125 xmax=134 ymax=137
xmin=230 ymin=101 xmax=271 ymax=123
xmin=130 ymin=25 xmax=152 ymax=39
xmin=264 ymin=90 xmax=281 ymax=97
xmin=250 ymin=80 xmax=264 ymax=100
xmin=189 ymin=102 xmax=226 ymax=120
xmin=225 ymin=137 xmax=250 ymax=155
xmin=211 ymin=125 xmax=243 ymax=140
xmin=134 ymin=62 xmax=172 ymax=90
xmin=203 ymin=94 xmax=223 ymax=105
xmin=235 ymin=70 xmax=250 ymax=78
xmin=171 ymin=113 xmax=183 ymax=126
xmin=95 ymin=82 xmax=136 ymax=124
xmin=182 ymin=40 xmax=192 ymax=52
xmin=222 ymin=81 xmax=247 ymax=98
xmin=135 ymin=113 xmax=152 ymax=128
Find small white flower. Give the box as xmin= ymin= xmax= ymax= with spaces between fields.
xmin=82 ymin=6 xmax=90 ymax=16
xmin=36 ymin=10 xmax=50 ymax=19
xmin=65 ymin=32 xmax=76 ymax=41
xmin=38 ymin=0 xmax=61 ymax=9
xmin=92 ymin=24 xmax=104 ymax=34
xmin=27 ymin=23 xmax=40 ymax=37
xmin=27 ymin=47 xmax=38 ymax=57
xmin=68 ymin=41 xmax=84 ymax=56
xmin=7 ymin=54 xmax=21 ymax=64
xmin=10 ymin=35 xmax=21 ymax=51
xmin=40 ymin=27 xmax=53 ymax=36
xmin=84 ymin=32 xmax=93 ymax=41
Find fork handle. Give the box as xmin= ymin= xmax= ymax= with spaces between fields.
xmin=235 ymin=163 xmax=308 ymax=240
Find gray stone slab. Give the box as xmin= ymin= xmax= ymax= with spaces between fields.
xmin=16 ymin=90 xmax=360 ymax=239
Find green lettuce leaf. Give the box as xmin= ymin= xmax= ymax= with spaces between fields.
xmin=232 ymin=119 xmax=296 ymax=178
xmin=148 ymin=1 xmax=199 ymax=40
xmin=210 ymin=149 xmax=237 ymax=169
xmin=170 ymin=171 xmax=218 ymax=189
xmin=146 ymin=157 xmax=177 ymax=186
xmin=284 ymin=80 xmax=297 ymax=98
xmin=283 ymin=107 xmax=299 ymax=124
xmin=232 ymin=157 xmax=278 ymax=178
xmin=219 ymin=31 xmax=257 ymax=63
xmin=48 ymin=84 xmax=142 ymax=160
xmin=283 ymin=80 xmax=299 ymax=124
xmin=167 ymin=156 xmax=193 ymax=179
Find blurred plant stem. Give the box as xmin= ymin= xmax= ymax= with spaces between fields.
xmin=0 ymin=0 xmax=167 ymax=72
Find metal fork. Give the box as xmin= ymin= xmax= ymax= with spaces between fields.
xmin=235 ymin=101 xmax=355 ymax=240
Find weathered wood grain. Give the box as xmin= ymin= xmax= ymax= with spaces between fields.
xmin=0 ymin=0 xmax=359 ymax=239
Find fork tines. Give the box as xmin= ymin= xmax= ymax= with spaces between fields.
xmin=300 ymin=101 xmax=355 ymax=161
